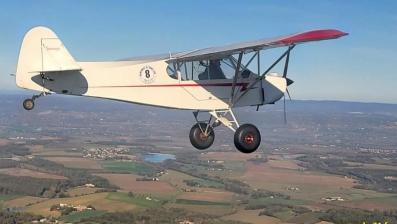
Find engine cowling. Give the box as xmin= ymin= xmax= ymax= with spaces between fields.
xmin=261 ymin=74 xmax=288 ymax=104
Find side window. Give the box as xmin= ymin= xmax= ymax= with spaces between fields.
xmin=166 ymin=64 xmax=178 ymax=80
xmin=167 ymin=59 xmax=235 ymax=81
xmin=167 ymin=57 xmax=255 ymax=81
xmin=191 ymin=61 xmax=208 ymax=80
xmin=220 ymin=58 xmax=237 ymax=79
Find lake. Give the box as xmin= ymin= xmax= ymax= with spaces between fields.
xmin=143 ymin=153 xmax=176 ymax=163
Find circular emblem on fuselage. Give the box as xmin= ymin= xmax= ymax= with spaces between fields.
xmin=139 ymin=65 xmax=156 ymax=84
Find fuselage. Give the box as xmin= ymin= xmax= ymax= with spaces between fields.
xmin=15 ymin=26 xmax=287 ymax=110
xmin=21 ymin=59 xmax=287 ymax=110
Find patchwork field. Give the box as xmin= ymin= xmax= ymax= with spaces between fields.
xmin=174 ymin=199 xmax=230 ymax=206
xmin=159 ymin=170 xmax=196 ymax=187
xmin=61 ymin=210 xmax=105 ymax=223
xmin=177 ymin=188 xmax=234 ymax=202
xmin=201 ymin=151 xmax=258 ymax=161
xmin=4 ymin=196 xmax=47 ymax=208
xmin=223 ymin=210 xmax=282 ymax=224
xmin=237 ymin=158 xmax=397 ymax=211
xmin=0 ymin=168 xmax=67 ymax=180
xmin=67 ymin=186 xmax=100 ymax=197
xmin=0 ymin=139 xmax=9 ymax=146
xmin=106 ymin=192 xmax=162 ymax=208
xmin=345 ymin=161 xmax=397 ymax=171
xmin=33 ymin=150 xmax=83 ymax=157
xmin=100 ymin=160 xmax=155 ymax=175
xmin=95 ymin=173 xmax=175 ymax=194
xmin=338 ymin=195 xmax=397 ymax=211
xmin=0 ymin=195 xmax=19 ymax=201
xmin=266 ymin=157 xmax=304 ymax=170
xmin=25 ymin=193 xmax=137 ymax=217
xmin=43 ymin=157 xmax=102 ymax=169
xmin=242 ymin=161 xmax=356 ymax=199
xmin=0 ymin=195 xmax=18 ymax=209
xmin=167 ymin=203 xmax=233 ymax=216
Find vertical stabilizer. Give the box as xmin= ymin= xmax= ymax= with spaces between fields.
xmin=15 ymin=26 xmax=81 ymax=91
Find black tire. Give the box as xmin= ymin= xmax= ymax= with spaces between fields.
xmin=189 ymin=123 xmax=215 ymax=150
xmin=23 ymin=99 xmax=34 ymax=111
xmin=234 ymin=124 xmax=261 ymax=153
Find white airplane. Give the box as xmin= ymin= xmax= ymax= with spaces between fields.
xmin=15 ymin=26 xmax=347 ymax=153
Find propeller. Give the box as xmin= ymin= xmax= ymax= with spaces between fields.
xmin=282 ymin=48 xmax=293 ymax=124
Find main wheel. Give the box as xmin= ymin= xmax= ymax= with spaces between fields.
xmin=189 ymin=123 xmax=215 ymax=150
xmin=23 ymin=99 xmax=35 ymax=111
xmin=234 ymin=124 xmax=261 ymax=153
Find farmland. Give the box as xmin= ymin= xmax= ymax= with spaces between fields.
xmin=0 ymin=168 xmax=67 ymax=180
xmin=1 ymin=96 xmax=397 ymax=223
xmin=61 ymin=210 xmax=105 ymax=223
xmin=2 ymin=140 xmax=397 ymax=223
xmin=25 ymin=193 xmax=137 ymax=217
xmin=43 ymin=157 xmax=102 ymax=170
xmin=100 ymin=160 xmax=157 ymax=175
xmin=106 ymin=192 xmax=163 ymax=208
xmin=95 ymin=173 xmax=175 ymax=194
xmin=3 ymin=196 xmax=47 ymax=208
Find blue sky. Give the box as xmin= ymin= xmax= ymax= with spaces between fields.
xmin=1 ymin=0 xmax=396 ymax=103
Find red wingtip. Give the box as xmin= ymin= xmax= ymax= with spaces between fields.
xmin=277 ymin=29 xmax=348 ymax=45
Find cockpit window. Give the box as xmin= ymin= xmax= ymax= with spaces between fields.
xmin=167 ymin=56 xmax=255 ymax=81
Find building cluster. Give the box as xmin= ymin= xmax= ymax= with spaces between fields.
xmin=384 ymin=176 xmax=397 ymax=181
xmin=8 ymin=136 xmax=37 ymax=140
xmin=178 ymin=221 xmax=195 ymax=224
xmin=286 ymin=186 xmax=300 ymax=191
xmin=83 ymin=147 xmax=131 ymax=160
xmin=322 ymin=196 xmax=345 ymax=202
xmin=136 ymin=177 xmax=160 ymax=181
xmin=50 ymin=203 xmax=95 ymax=212
xmin=359 ymin=147 xmax=397 ymax=154
xmin=31 ymin=218 xmax=55 ymax=223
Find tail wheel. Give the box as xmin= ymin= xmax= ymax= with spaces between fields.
xmin=23 ymin=99 xmax=35 ymax=111
xmin=234 ymin=124 xmax=261 ymax=153
xmin=189 ymin=123 xmax=215 ymax=150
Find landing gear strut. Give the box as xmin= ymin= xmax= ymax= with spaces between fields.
xmin=22 ymin=92 xmax=48 ymax=111
xmin=189 ymin=110 xmax=261 ymax=153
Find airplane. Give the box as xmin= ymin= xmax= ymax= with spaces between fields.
xmin=15 ymin=26 xmax=347 ymax=153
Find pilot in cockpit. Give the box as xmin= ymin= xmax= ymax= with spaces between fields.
xmin=199 ymin=59 xmax=226 ymax=80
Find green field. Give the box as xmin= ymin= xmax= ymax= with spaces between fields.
xmin=106 ymin=192 xmax=162 ymax=208
xmin=61 ymin=210 xmax=105 ymax=223
xmin=175 ymin=199 xmax=230 ymax=206
xmin=0 ymin=195 xmax=19 ymax=201
xmin=187 ymin=178 xmax=224 ymax=188
xmin=0 ymin=195 xmax=19 ymax=210
xmin=247 ymin=197 xmax=307 ymax=208
xmin=100 ymin=161 xmax=156 ymax=175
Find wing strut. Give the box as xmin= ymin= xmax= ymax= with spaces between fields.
xmin=229 ymin=52 xmax=243 ymax=107
xmin=232 ymin=45 xmax=295 ymax=107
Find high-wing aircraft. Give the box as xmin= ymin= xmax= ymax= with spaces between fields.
xmin=15 ymin=26 xmax=347 ymax=153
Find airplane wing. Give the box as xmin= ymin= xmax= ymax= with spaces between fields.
xmin=168 ymin=29 xmax=347 ymax=62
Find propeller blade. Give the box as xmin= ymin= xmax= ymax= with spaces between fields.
xmin=283 ymin=94 xmax=287 ymax=124
xmin=286 ymin=88 xmax=292 ymax=100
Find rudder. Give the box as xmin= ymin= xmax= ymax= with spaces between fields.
xmin=15 ymin=26 xmax=81 ymax=91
